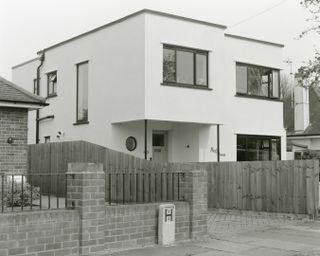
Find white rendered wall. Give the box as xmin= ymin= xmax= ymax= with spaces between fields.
xmin=12 ymin=12 xmax=286 ymax=161
xmin=12 ymin=59 xmax=39 ymax=144
xmin=13 ymin=14 xmax=146 ymax=159
xmin=144 ymin=12 xmax=286 ymax=161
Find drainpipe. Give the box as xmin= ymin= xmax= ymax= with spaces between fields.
xmin=217 ymin=124 xmax=220 ymax=162
xmin=36 ymin=52 xmax=45 ymax=144
xmin=144 ymin=120 xmax=148 ymax=160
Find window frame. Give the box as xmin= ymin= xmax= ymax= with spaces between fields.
xmin=162 ymin=44 xmax=209 ymax=89
xmin=46 ymin=71 xmax=57 ymax=98
xmin=237 ymin=134 xmax=281 ymax=161
xmin=235 ymin=62 xmax=281 ymax=100
xmin=74 ymin=61 xmax=89 ymax=125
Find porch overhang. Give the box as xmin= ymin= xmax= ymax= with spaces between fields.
xmin=111 ymin=117 xmax=221 ymax=126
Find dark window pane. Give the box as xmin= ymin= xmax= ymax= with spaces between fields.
xmin=237 ymin=135 xmax=281 ymax=161
xmin=236 ymin=65 xmax=247 ymax=94
xmin=163 ymin=48 xmax=176 ymax=82
xmin=177 ymin=50 xmax=194 ymax=84
xmin=247 ymin=67 xmax=270 ymax=97
xmin=271 ymin=70 xmax=280 ymax=98
xmin=271 ymin=138 xmax=280 ymax=160
xmin=153 ymin=134 xmax=165 ymax=147
xmin=77 ymin=62 xmax=88 ymax=122
xmin=196 ymin=54 xmax=207 ymax=85
xmin=47 ymin=72 xmax=57 ymax=96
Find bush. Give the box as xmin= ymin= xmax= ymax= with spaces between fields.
xmin=2 ymin=178 xmax=40 ymax=207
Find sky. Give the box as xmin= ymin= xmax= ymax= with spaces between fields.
xmin=1 ymin=0 xmax=319 ymax=80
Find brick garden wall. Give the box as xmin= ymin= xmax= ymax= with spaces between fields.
xmin=105 ymin=202 xmax=190 ymax=250
xmin=0 ymin=107 xmax=28 ymax=174
xmin=0 ymin=210 xmax=80 ymax=256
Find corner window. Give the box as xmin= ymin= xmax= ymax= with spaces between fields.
xmin=236 ymin=63 xmax=280 ymax=99
xmin=76 ymin=61 xmax=89 ymax=123
xmin=237 ymin=135 xmax=281 ymax=161
xmin=47 ymin=71 xmax=57 ymax=98
xmin=163 ymin=45 xmax=208 ymax=88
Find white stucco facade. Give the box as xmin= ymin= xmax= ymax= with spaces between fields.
xmin=12 ymin=10 xmax=286 ymax=162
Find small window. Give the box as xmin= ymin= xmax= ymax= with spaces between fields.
xmin=236 ymin=63 xmax=280 ymax=99
xmin=44 ymin=136 xmax=50 ymax=143
xmin=76 ymin=62 xmax=89 ymax=123
xmin=153 ymin=134 xmax=165 ymax=147
xmin=163 ymin=45 xmax=208 ymax=88
xmin=47 ymin=71 xmax=57 ymax=98
xmin=33 ymin=79 xmax=38 ymax=95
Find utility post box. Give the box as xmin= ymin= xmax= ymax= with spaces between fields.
xmin=158 ymin=204 xmax=175 ymax=245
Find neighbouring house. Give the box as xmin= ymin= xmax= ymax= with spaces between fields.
xmin=12 ymin=9 xmax=286 ymax=163
xmin=284 ymin=82 xmax=320 ymax=159
xmin=0 ymin=76 xmax=47 ymax=173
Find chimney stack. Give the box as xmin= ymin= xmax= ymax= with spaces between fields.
xmin=294 ymin=79 xmax=310 ymax=132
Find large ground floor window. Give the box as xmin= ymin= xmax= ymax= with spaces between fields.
xmin=237 ymin=135 xmax=281 ymax=161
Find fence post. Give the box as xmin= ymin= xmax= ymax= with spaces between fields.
xmin=66 ymin=163 xmax=106 ymax=256
xmin=181 ymin=169 xmax=208 ymax=239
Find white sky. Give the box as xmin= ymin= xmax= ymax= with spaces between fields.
xmin=1 ymin=0 xmax=319 ymax=80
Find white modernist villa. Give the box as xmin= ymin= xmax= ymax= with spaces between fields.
xmin=12 ymin=9 xmax=286 ymax=163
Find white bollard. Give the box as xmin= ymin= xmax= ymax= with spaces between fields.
xmin=158 ymin=204 xmax=175 ymax=245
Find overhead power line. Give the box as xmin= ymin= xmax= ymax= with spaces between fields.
xmin=230 ymin=0 xmax=289 ymax=28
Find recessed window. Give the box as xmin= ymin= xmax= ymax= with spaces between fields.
xmin=76 ymin=62 xmax=89 ymax=123
xmin=236 ymin=63 xmax=280 ymax=99
xmin=237 ymin=135 xmax=281 ymax=161
xmin=163 ymin=45 xmax=208 ymax=88
xmin=47 ymin=71 xmax=57 ymax=98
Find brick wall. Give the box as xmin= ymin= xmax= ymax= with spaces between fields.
xmin=0 ymin=107 xmax=28 ymax=174
xmin=0 ymin=210 xmax=80 ymax=256
xmin=105 ymin=202 xmax=190 ymax=250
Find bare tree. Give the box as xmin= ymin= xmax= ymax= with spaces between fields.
xmin=297 ymin=0 xmax=320 ymax=88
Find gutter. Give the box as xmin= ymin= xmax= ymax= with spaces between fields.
xmin=36 ymin=52 xmax=45 ymax=144
xmin=37 ymin=115 xmax=54 ymax=122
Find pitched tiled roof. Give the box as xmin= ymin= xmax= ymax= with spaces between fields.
xmin=285 ymin=87 xmax=320 ymax=137
xmin=0 ymin=76 xmax=46 ymax=106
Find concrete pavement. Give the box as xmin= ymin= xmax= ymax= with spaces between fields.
xmin=106 ymin=210 xmax=320 ymax=256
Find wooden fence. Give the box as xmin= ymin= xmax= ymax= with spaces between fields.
xmin=28 ymin=141 xmax=320 ymax=215
xmin=206 ymin=160 xmax=319 ymax=215
xmin=27 ymin=141 xmax=181 ymax=196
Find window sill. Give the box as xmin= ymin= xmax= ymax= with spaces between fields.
xmin=161 ymin=83 xmax=212 ymax=91
xmin=73 ymin=121 xmax=89 ymax=126
xmin=46 ymin=94 xmax=57 ymax=99
xmin=235 ymin=93 xmax=282 ymax=102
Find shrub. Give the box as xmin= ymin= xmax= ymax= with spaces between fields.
xmin=1 ymin=178 xmax=40 ymax=207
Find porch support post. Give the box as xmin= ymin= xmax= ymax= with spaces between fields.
xmin=144 ymin=119 xmax=148 ymax=160
xmin=217 ymin=124 xmax=220 ymax=162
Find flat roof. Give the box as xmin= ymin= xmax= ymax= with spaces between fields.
xmin=12 ymin=9 xmax=284 ymax=69
xmin=12 ymin=57 xmax=39 ymax=70
xmin=225 ymin=33 xmax=284 ymax=48
xmin=36 ymin=9 xmax=227 ymax=55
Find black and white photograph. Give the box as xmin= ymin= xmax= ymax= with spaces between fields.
xmin=1 ymin=0 xmax=320 ymax=255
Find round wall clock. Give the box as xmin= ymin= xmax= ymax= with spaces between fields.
xmin=125 ymin=136 xmax=137 ymax=151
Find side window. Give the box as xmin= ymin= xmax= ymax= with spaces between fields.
xmin=33 ymin=78 xmax=38 ymax=95
xmin=76 ymin=62 xmax=89 ymax=123
xmin=47 ymin=71 xmax=57 ymax=97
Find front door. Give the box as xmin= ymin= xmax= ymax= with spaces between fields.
xmin=152 ymin=132 xmax=168 ymax=162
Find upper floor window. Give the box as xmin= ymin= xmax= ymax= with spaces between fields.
xmin=76 ymin=61 xmax=89 ymax=123
xmin=236 ymin=63 xmax=280 ymax=99
xmin=163 ymin=45 xmax=208 ymax=88
xmin=47 ymin=71 xmax=57 ymax=98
